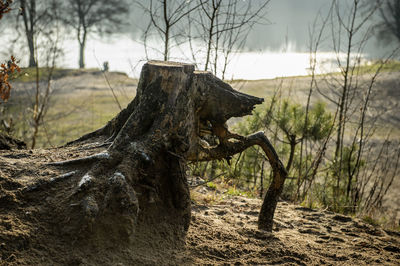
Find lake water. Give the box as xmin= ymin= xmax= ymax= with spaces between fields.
xmin=58 ymin=36 xmax=347 ymax=80
xmin=0 ymin=33 xmax=354 ymax=80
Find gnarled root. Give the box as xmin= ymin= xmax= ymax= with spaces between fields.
xmin=61 ymin=165 xmax=140 ymax=241
xmin=50 ymin=140 xmax=190 ymax=242
xmin=188 ymin=131 xmax=288 ymax=231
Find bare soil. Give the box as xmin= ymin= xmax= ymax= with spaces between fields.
xmin=1 ymin=146 xmax=399 ymax=265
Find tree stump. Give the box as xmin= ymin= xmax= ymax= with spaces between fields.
xmin=46 ymin=61 xmax=287 ymax=242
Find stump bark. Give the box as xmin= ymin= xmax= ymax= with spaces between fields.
xmin=50 ymin=61 xmax=287 ymax=240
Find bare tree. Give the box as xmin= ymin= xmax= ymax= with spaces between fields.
xmin=1 ymin=0 xmax=60 ymax=68
xmin=17 ymin=0 xmax=56 ymax=67
xmin=325 ymin=0 xmax=378 ymax=202
xmin=313 ymin=0 xmax=400 ymax=212
xmin=196 ymin=0 xmax=269 ymax=74
xmin=137 ymin=0 xmax=269 ymax=76
xmin=296 ymin=5 xmax=335 ymax=202
xmin=137 ymin=0 xmax=201 ymax=61
xmin=0 ymin=0 xmax=62 ymax=148
xmin=29 ymin=42 xmax=60 ymax=148
xmin=60 ymin=0 xmax=128 ymax=68
xmin=359 ymin=138 xmax=400 ymax=213
xmin=183 ymin=0 xmax=269 ymax=178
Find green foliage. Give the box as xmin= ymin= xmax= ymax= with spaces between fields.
xmin=362 ymin=215 xmax=380 ymax=227
xmin=357 ymin=60 xmax=400 ymax=74
xmin=206 ymin=181 xmax=217 ymax=190
xmin=276 ymin=100 xmax=332 ymax=141
xmin=275 ymin=100 xmax=304 ymax=137
xmin=218 ymin=97 xmax=335 ymax=203
xmin=306 ymin=102 xmax=333 ymax=140
xmin=226 ymin=186 xmax=256 ymax=198
xmin=331 ymin=145 xmax=364 ymax=179
xmin=322 ymin=144 xmax=366 ymax=213
xmin=300 ymin=193 xmax=325 ymax=210
xmin=202 ymin=94 xmax=391 ymax=221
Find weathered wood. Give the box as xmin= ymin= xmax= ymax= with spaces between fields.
xmin=47 ymin=61 xmax=287 ymax=240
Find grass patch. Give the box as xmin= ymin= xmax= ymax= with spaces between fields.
xmin=357 ymin=60 xmax=400 ymax=74
xmin=12 ymin=67 xmax=103 ymax=82
xmin=227 ymin=60 xmax=400 ymax=85
xmin=206 ymin=181 xmax=217 ymax=190
xmin=226 ymin=185 xmax=256 ymax=198
xmin=362 ymin=215 xmax=381 ymax=227
xmin=191 ymin=190 xmax=222 ymax=205
xmin=3 ymin=81 xmax=135 ymax=148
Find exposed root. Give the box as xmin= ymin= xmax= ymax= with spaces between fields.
xmin=22 ymin=171 xmax=78 ymax=192
xmin=104 ymin=171 xmax=139 ymax=217
xmin=47 ymin=151 xmax=110 ymax=166
xmin=76 ymin=173 xmax=93 ymax=192
xmin=75 ymin=142 xmax=112 ymax=151
xmin=53 ymin=171 xmax=78 ymax=181
xmin=188 ymin=130 xmax=288 ymax=232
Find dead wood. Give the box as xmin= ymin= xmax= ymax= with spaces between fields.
xmin=35 ymin=61 xmax=287 ymax=243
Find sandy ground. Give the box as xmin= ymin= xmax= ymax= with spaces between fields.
xmin=0 ymin=146 xmax=399 ymax=265
xmin=187 ymin=191 xmax=400 ymax=265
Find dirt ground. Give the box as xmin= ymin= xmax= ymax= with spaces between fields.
xmin=1 ymin=146 xmax=399 ymax=265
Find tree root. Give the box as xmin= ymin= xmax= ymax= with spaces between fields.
xmin=74 ymin=142 xmax=112 ymax=151
xmin=47 ymin=151 xmax=111 ymax=166
xmin=22 ymin=171 xmax=78 ymax=192
xmin=188 ymin=131 xmax=288 ymax=231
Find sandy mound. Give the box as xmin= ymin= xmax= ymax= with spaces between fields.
xmin=0 ymin=146 xmax=399 ymax=265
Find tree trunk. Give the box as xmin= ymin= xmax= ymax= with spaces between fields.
xmin=259 ymin=160 xmax=265 ymax=198
xmin=20 ymin=0 xmax=37 ymax=67
xmin=27 ymin=32 xmax=36 ymax=67
xmin=286 ymin=136 xmax=296 ymax=172
xmin=31 ymin=61 xmax=287 ymax=245
xmin=79 ymin=40 xmax=85 ymax=69
xmin=78 ymin=31 xmax=87 ymax=69
xmin=164 ymin=28 xmax=169 ymax=61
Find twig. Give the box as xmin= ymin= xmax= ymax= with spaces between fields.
xmin=93 ymin=51 xmax=122 ymax=110
xmin=190 ymin=172 xmax=227 ymax=188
